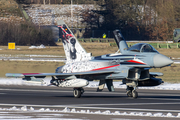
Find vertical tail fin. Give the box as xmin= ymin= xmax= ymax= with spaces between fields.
xmin=57 ymin=20 xmax=91 ymax=62
xmin=113 ymin=30 xmax=128 ymax=54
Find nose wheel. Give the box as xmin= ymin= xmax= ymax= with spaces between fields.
xmin=126 ymin=86 xmax=138 ymax=98
xmin=73 ymin=88 xmax=84 ymax=98
xmin=126 ymin=86 xmax=133 ymax=97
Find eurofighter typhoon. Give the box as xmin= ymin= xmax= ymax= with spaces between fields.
xmin=6 ymin=20 xmax=173 ymax=98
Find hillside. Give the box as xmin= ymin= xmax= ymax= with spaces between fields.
xmin=25 ymin=4 xmax=95 ymax=26
xmin=0 ymin=0 xmax=25 ymax=23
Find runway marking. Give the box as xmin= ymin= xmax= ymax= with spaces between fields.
xmin=0 ymin=89 xmax=72 ymax=93
xmin=0 ymin=103 xmax=180 ymax=113
xmin=1 ymin=88 xmax=180 ymax=102
xmin=65 ymin=102 xmax=180 ymax=107
xmin=1 ymin=88 xmax=180 ymax=97
xmin=139 ymin=97 xmax=180 ymax=101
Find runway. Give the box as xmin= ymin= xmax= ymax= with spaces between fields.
xmin=0 ymin=85 xmax=180 ymax=119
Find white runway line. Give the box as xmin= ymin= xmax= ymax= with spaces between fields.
xmin=0 ymin=88 xmax=73 ymax=93
xmin=65 ymin=102 xmax=180 ymax=107
xmin=0 ymin=58 xmax=66 ymax=62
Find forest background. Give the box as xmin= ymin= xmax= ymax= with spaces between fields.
xmin=1 ymin=0 xmax=180 ymax=45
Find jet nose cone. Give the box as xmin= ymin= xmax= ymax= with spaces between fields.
xmin=153 ymin=54 xmax=173 ymax=68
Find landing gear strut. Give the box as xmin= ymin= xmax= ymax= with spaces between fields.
xmin=73 ymin=88 xmax=84 ymax=98
xmin=132 ymin=89 xmax=138 ymax=98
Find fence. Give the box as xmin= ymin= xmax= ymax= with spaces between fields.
xmin=78 ymin=38 xmax=114 ymax=43
xmin=110 ymin=42 xmax=180 ymax=49
xmin=58 ymin=38 xmax=180 ymax=48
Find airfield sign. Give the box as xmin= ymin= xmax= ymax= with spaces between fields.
xmin=8 ymin=42 xmax=15 ymax=49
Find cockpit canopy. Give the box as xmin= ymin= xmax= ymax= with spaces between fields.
xmin=127 ymin=43 xmax=158 ymax=53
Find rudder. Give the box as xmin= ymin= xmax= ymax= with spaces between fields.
xmin=57 ymin=20 xmax=91 ymax=62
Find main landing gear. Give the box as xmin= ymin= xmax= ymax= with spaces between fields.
xmin=73 ymin=88 xmax=84 ymax=98
xmin=126 ymin=86 xmax=138 ymax=98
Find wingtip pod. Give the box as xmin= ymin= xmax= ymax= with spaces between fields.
xmin=113 ymin=29 xmax=128 ymax=54
xmin=5 ymin=73 xmax=24 ymax=78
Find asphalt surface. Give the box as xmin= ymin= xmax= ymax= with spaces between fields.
xmin=0 ymin=85 xmax=180 ymax=119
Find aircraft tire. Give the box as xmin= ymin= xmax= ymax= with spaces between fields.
xmin=126 ymin=86 xmax=133 ymax=97
xmin=132 ymin=90 xmax=138 ymax=98
xmin=73 ymin=88 xmax=81 ymax=98
xmin=126 ymin=90 xmax=133 ymax=97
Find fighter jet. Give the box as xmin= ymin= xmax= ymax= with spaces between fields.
xmin=6 ymin=20 xmax=173 ymax=98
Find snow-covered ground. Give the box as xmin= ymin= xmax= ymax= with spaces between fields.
xmin=0 ymin=105 xmax=180 ymax=119
xmin=25 ymin=4 xmax=96 ymax=26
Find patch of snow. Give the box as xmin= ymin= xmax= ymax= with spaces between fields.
xmin=86 ymin=81 xmax=180 ymax=90
xmin=30 ymin=107 xmax=34 ymax=111
xmin=0 ymin=106 xmax=179 ymax=119
xmin=29 ymin=45 xmax=37 ymax=49
xmin=144 ymin=112 xmax=152 ymax=116
xmin=39 ymin=44 xmax=46 ymax=48
xmin=21 ymin=106 xmax=28 ymax=111
xmin=29 ymin=44 xmax=46 ymax=49
xmin=39 ymin=108 xmax=45 ymax=111
xmin=166 ymin=113 xmax=174 ymax=117
xmin=102 ymin=110 xmax=111 ymax=114
xmin=0 ymin=54 xmax=64 ymax=58
xmin=9 ymin=106 xmax=18 ymax=110
xmin=172 ymin=57 xmax=180 ymax=60
xmin=177 ymin=113 xmax=180 ymax=117
xmin=62 ymin=107 xmax=71 ymax=112
xmin=1 ymin=78 xmax=180 ymax=91
xmin=153 ymin=113 xmax=163 ymax=117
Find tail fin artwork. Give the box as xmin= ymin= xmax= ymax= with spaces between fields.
xmin=113 ymin=30 xmax=128 ymax=54
xmin=57 ymin=20 xmax=91 ymax=63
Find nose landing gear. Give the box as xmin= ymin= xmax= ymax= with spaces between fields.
xmin=126 ymin=86 xmax=138 ymax=98
xmin=126 ymin=80 xmax=138 ymax=99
